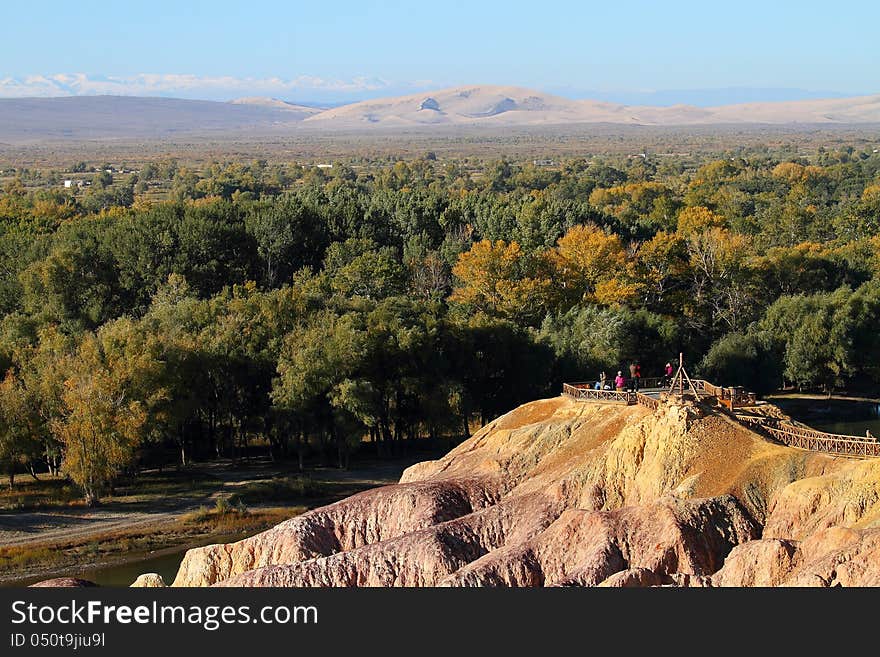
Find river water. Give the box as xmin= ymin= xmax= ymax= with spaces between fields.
xmin=773 ymin=398 xmax=880 ymax=437
xmin=813 ymin=417 xmax=880 ymax=436
xmin=65 ymin=549 xmax=189 ymax=587
xmin=5 ymin=532 xmax=251 ymax=588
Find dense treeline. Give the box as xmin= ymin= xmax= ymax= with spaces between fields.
xmin=1 ymin=147 xmax=880 ymax=501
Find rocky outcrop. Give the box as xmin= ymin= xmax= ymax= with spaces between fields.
xmin=131 ymin=573 xmax=166 ymax=587
xmin=175 ymin=478 xmax=500 ymax=586
xmin=443 ymin=495 xmax=757 ymax=587
xmin=782 ymin=528 xmax=880 ymax=586
xmin=166 ymin=396 xmax=880 ymax=587
xmin=598 ymin=568 xmax=665 ymax=588
xmin=710 ymin=538 xmax=801 ymax=586
xmin=712 ymin=526 xmax=880 ymax=587
xmin=217 ymin=491 xmax=561 ymax=587
xmin=762 ymin=459 xmax=880 ymax=539
xmin=30 ymin=577 xmax=96 ymax=587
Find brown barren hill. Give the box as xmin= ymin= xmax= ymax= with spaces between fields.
xmin=165 ymin=396 xmax=880 ymax=587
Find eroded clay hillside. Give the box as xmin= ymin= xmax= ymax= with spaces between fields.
xmin=164 ymin=396 xmax=880 ymax=587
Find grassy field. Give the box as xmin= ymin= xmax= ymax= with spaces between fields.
xmin=3 ymin=123 xmax=879 ymax=170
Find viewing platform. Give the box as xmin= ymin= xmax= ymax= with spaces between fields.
xmin=562 ymin=365 xmax=759 ymax=411
xmin=562 ymin=367 xmax=880 ymax=459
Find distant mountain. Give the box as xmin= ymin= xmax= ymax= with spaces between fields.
xmin=305 ymin=85 xmax=625 ymax=127
xmin=0 ymin=95 xmax=315 ymax=142
xmin=0 ymin=87 xmax=878 ymax=143
xmin=304 ymin=85 xmax=880 ymax=128
xmin=704 ymin=94 xmax=880 ymax=124
xmin=228 ymin=96 xmax=322 ymax=115
xmin=547 ymin=87 xmax=855 ymax=107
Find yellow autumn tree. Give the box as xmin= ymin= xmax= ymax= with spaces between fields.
xmin=686 ymin=226 xmax=754 ymax=331
xmin=862 ymin=183 xmax=880 ymax=204
xmin=633 ymin=230 xmax=690 ymax=307
xmin=52 ymin=334 xmax=150 ymax=505
xmin=676 ymin=206 xmax=726 ymax=236
xmin=771 ymin=162 xmax=807 ymax=183
xmin=588 ymin=182 xmax=670 ymax=217
xmin=551 ymin=224 xmax=635 ymax=305
xmin=749 ymin=242 xmax=830 ymax=295
xmin=450 ymin=240 xmax=554 ymax=323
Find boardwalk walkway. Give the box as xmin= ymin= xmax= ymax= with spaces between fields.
xmin=562 ymin=378 xmax=880 ymax=459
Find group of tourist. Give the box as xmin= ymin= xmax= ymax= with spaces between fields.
xmin=593 ymin=361 xmax=676 ymax=392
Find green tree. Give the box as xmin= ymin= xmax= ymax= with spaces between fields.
xmin=245 ymin=196 xmax=327 ymax=288
xmin=324 ymin=238 xmax=406 ymax=300
xmin=700 ymin=332 xmax=779 ymax=394
xmin=20 ymin=238 xmax=120 ymax=330
xmin=0 ymin=372 xmax=41 ymax=488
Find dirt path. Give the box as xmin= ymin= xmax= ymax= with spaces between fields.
xmin=0 ymin=509 xmax=190 ymax=548
xmin=0 ymin=458 xmax=420 ymax=550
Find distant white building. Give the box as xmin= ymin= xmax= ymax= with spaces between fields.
xmin=63 ymin=180 xmax=73 ymax=188
xmin=533 ymin=159 xmax=555 ymax=166
xmin=316 ymin=163 xmax=333 ymax=169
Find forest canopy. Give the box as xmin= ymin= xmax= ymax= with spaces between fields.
xmin=2 ymin=146 xmax=880 ymax=500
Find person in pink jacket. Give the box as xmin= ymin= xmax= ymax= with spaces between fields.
xmin=614 ymin=371 xmax=626 ymax=391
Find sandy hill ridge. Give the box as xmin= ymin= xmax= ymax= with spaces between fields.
xmin=155 ymin=396 xmax=880 ymax=587
xmin=305 ymin=85 xmax=634 ymax=127
xmin=228 ymin=96 xmax=322 ymax=115
xmin=304 ymin=84 xmax=880 ymax=128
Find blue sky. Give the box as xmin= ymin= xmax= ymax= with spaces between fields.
xmin=1 ymin=0 xmax=877 ymax=104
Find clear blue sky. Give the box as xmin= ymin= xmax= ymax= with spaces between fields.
xmin=1 ymin=0 xmax=877 ymax=103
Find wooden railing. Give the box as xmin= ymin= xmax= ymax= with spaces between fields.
xmin=562 ymin=383 xmax=660 ymax=410
xmin=736 ymin=415 xmax=880 ymax=458
xmin=691 ymin=380 xmax=757 ymax=408
xmin=692 ymin=379 xmax=719 ymax=396
xmin=562 ymin=383 xmax=633 ymax=404
xmin=634 ymin=391 xmax=660 ymax=410
xmin=566 ymin=378 xmax=756 ymax=406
